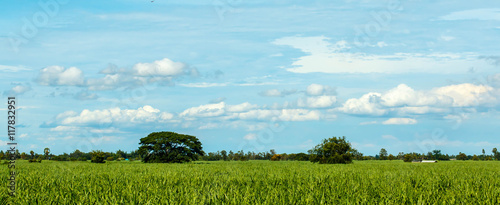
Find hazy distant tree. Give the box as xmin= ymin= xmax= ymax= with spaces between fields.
xmin=220 ymin=150 xmax=228 ymax=161
xmin=0 ymin=151 xmax=4 ymax=160
xmin=138 ymin=131 xmax=204 ymax=163
xmin=228 ymin=150 xmax=234 ymax=160
xmin=379 ymin=148 xmax=388 ymax=160
xmin=20 ymin=152 xmax=27 ymax=160
xmin=44 ymin=148 xmax=50 ymax=160
xmin=388 ymin=154 xmax=396 ymax=160
xmin=30 ymin=150 xmax=34 ymax=159
xmin=482 ymin=149 xmax=486 ymax=159
xmin=309 ymin=136 xmax=353 ymax=164
xmin=350 ymin=148 xmax=364 ymax=160
xmin=457 ymin=152 xmax=467 ymax=160
xmin=493 ymin=148 xmax=499 ymax=160
xmin=472 ymin=155 xmax=479 ymax=161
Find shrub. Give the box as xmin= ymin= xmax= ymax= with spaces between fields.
xmin=270 ymin=154 xmax=282 ymax=161
xmin=107 ymin=157 xmax=115 ymax=161
xmin=91 ymin=150 xmax=106 ymax=163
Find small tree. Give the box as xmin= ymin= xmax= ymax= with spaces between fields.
xmin=138 ymin=131 xmax=204 ymax=163
xmin=30 ymin=150 xmax=35 ymax=159
xmin=457 ymin=152 xmax=467 ymax=161
xmin=44 ymin=148 xmax=50 ymax=160
xmin=379 ymin=148 xmax=388 ymax=160
xmin=309 ymin=136 xmax=353 ymax=164
xmin=493 ymin=148 xmax=500 ymax=160
xmin=472 ymin=155 xmax=479 ymax=161
xmin=91 ymin=150 xmax=106 ymax=163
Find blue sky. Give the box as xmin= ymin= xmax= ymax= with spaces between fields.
xmin=1 ymin=0 xmax=500 ymax=156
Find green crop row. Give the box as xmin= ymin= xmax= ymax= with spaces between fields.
xmin=1 ymin=160 xmax=500 ymax=204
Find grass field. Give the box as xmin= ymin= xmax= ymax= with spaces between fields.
xmin=2 ymin=160 xmax=500 ymax=204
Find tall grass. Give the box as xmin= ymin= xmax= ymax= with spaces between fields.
xmin=1 ymin=160 xmax=500 ymax=204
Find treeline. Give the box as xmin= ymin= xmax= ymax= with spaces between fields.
xmin=2 ymin=147 xmax=500 ymax=162
xmin=199 ymin=149 xmax=310 ymax=161
xmin=0 ymin=149 xmax=141 ymax=162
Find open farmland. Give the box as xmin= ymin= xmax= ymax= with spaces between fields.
xmin=1 ymin=160 xmax=500 ymax=204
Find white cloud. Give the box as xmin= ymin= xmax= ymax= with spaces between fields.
xmin=243 ymin=133 xmax=257 ymax=140
xmin=337 ymin=83 xmax=498 ymax=116
xmin=298 ymin=96 xmax=337 ymax=108
xmin=3 ymin=85 xmax=31 ymax=96
xmin=306 ymin=84 xmax=335 ymax=96
xmin=274 ymin=36 xmax=495 ymax=74
xmin=432 ymin=83 xmax=497 ymax=107
xmin=19 ymin=134 xmax=28 ymax=138
xmin=133 ymin=58 xmax=186 ymax=76
xmin=260 ymin=88 xmax=297 ymax=97
xmin=227 ymin=102 xmax=259 ymax=113
xmin=180 ymin=102 xmax=225 ymax=118
xmin=382 ymin=118 xmax=417 ymax=125
xmin=60 ymin=105 xmax=173 ymax=125
xmin=0 ymin=65 xmax=30 ymax=72
xmin=36 ymin=66 xmax=85 ymax=86
xmin=440 ymin=8 xmax=500 ymax=21
xmin=337 ymin=92 xmax=387 ymax=116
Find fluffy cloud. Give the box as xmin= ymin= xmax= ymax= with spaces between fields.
xmin=36 ymin=66 xmax=85 ymax=86
xmin=3 ymin=85 xmax=31 ymax=96
xmin=382 ymin=118 xmax=417 ymax=125
xmin=133 ymin=58 xmax=186 ymax=76
xmin=306 ymin=84 xmax=335 ymax=96
xmin=60 ymin=105 xmax=174 ymax=125
xmin=337 ymin=92 xmax=387 ymax=116
xmin=337 ymin=83 xmax=498 ymax=116
xmin=38 ymin=58 xmax=196 ymax=91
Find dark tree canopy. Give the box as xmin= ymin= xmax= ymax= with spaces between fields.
xmin=309 ymin=136 xmax=353 ymax=164
xmin=138 ymin=131 xmax=204 ymax=163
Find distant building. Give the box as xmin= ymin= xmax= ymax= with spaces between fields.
xmin=412 ymin=159 xmax=437 ymax=163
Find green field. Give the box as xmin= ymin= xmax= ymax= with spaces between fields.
xmin=2 ymin=160 xmax=500 ymax=204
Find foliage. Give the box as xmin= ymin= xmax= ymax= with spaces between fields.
xmin=379 ymin=148 xmax=388 ymax=160
xmin=28 ymin=158 xmax=42 ymax=163
xmin=138 ymin=131 xmax=204 ymax=163
xmin=3 ymin=160 xmax=500 ymax=204
xmin=91 ymin=150 xmax=106 ymax=163
xmin=457 ymin=152 xmax=467 ymax=161
xmin=106 ymin=157 xmax=115 ymax=161
xmin=309 ymin=136 xmax=353 ymax=164
xmin=270 ymin=154 xmax=282 ymax=161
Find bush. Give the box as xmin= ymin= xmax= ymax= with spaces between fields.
xmin=403 ymin=154 xmax=414 ymax=162
xmin=270 ymin=154 xmax=282 ymax=161
xmin=107 ymin=157 xmax=115 ymax=161
xmin=91 ymin=150 xmax=106 ymax=163
xmin=29 ymin=159 xmax=42 ymax=163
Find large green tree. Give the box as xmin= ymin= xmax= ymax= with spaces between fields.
xmin=138 ymin=131 xmax=204 ymax=163
xmin=308 ymin=136 xmax=353 ymax=164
